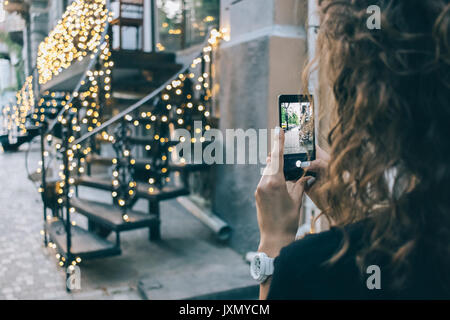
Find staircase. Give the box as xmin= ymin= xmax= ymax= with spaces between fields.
xmin=0 ymin=0 xmax=229 ymax=290
xmin=0 ymin=91 xmax=66 ymax=151
xmin=2 ymin=0 xmax=227 ymax=292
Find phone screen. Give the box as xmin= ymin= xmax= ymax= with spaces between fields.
xmin=279 ymin=95 xmax=316 ymax=180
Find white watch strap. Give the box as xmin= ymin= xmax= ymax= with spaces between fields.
xmin=265 ymin=256 xmax=274 ymax=275
xmin=250 ymin=252 xmax=275 ymax=283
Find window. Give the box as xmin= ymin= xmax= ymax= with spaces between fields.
xmin=157 ymin=0 xmax=219 ymax=51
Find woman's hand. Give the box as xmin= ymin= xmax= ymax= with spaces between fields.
xmin=304 ymin=145 xmax=330 ymax=211
xmin=255 ymin=128 xmax=312 ymax=257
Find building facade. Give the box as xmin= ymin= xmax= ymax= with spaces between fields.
xmin=4 ymin=0 xmax=319 ymax=254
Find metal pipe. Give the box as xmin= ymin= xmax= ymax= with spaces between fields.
xmin=150 ymin=0 xmax=156 ymax=52
xmin=40 ymin=126 xmax=48 ymax=246
xmin=177 ymin=196 xmax=232 ymax=242
xmin=25 ymin=15 xmax=32 ymax=77
xmin=306 ymin=0 xmax=324 ymax=233
xmin=181 ymin=0 xmax=187 ymax=49
xmin=62 ymin=119 xmax=72 ymax=258
xmin=307 ymin=0 xmax=320 ymax=92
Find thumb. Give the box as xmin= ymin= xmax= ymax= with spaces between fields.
xmin=293 ymin=176 xmax=313 ymax=194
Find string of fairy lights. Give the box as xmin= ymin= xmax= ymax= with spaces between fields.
xmin=1 ymin=0 xmax=112 ymax=144
xmin=37 ymin=0 xmax=110 ymax=85
xmin=45 ymin=30 xmax=114 ymax=264
xmin=1 ymin=76 xmax=35 ymax=143
xmin=33 ymin=0 xmax=113 ymax=268
xmin=3 ymin=0 xmax=228 ymax=269
xmin=15 ymin=76 xmax=34 ymax=134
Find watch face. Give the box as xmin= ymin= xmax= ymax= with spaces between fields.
xmin=255 ymin=256 xmax=261 ymax=271
xmin=250 ymin=254 xmax=265 ymax=282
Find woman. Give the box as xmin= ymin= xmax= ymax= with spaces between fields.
xmin=255 ymin=0 xmax=450 ymax=299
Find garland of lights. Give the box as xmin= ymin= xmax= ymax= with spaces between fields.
xmin=2 ymin=76 xmax=35 ymax=142
xmin=34 ymin=0 xmax=112 ymax=270
xmin=111 ymin=122 xmax=136 ymax=221
xmin=50 ymin=40 xmax=113 ymax=227
xmin=15 ymin=76 xmax=34 ymax=135
xmin=38 ymin=27 xmax=226 ymax=269
xmin=37 ymin=0 xmax=111 ymax=85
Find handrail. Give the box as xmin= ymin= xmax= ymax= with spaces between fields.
xmin=73 ymin=28 xmax=214 ymax=146
xmin=73 ymin=63 xmax=191 ymax=145
xmin=46 ymin=0 xmax=112 ymax=134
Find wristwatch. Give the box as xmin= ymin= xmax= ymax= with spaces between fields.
xmin=250 ymin=252 xmax=275 ymax=284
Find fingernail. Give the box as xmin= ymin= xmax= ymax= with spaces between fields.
xmin=300 ymin=161 xmax=310 ymax=168
xmin=306 ymin=177 xmax=316 ymax=187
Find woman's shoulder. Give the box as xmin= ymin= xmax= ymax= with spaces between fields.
xmin=267 ymin=221 xmax=369 ymax=299
xmin=278 ymin=220 xmax=367 ymax=271
xmin=277 ymin=227 xmax=342 ymax=270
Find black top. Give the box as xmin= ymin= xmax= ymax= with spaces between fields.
xmin=267 ymin=220 xmax=449 ymax=300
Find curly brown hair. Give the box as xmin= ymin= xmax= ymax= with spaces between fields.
xmin=309 ymin=0 xmax=450 ymax=291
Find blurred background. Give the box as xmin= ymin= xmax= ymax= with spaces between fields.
xmin=0 ymin=0 xmax=324 ymax=300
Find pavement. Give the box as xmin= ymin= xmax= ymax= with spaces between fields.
xmin=0 ymin=141 xmax=257 ymax=300
xmin=285 ymin=127 xmax=307 ymax=154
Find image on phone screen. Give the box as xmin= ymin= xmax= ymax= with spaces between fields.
xmin=279 ymin=95 xmax=316 ymax=180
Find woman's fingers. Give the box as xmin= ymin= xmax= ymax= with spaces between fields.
xmin=286 ymin=176 xmax=312 ymax=196
xmin=271 ymin=127 xmax=284 ymax=171
xmin=294 ymin=176 xmax=313 ymax=193
xmin=299 ymin=145 xmax=329 ymax=174
xmin=266 ymin=127 xmax=284 ymax=175
xmin=306 ymin=159 xmax=328 ymax=172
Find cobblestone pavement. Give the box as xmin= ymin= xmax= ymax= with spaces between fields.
xmin=0 ymin=145 xmax=141 ymax=300
xmin=0 ymin=146 xmax=72 ymax=299
xmin=0 ymin=143 xmax=254 ymax=300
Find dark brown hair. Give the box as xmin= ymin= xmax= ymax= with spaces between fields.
xmin=310 ymin=0 xmax=450 ymax=290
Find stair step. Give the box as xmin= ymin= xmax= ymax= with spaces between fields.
xmin=25 ymin=125 xmax=41 ymax=132
xmin=111 ymin=50 xmax=179 ymax=70
xmin=127 ymin=136 xmax=179 ymax=146
xmin=76 ymin=175 xmax=113 ymax=191
xmin=136 ymin=183 xmax=189 ymax=201
xmin=86 ymin=155 xmax=158 ymax=168
xmin=46 ymin=218 xmax=121 ymax=260
xmin=135 ymin=159 xmax=209 ymax=172
xmin=110 ymin=17 xmax=143 ymax=27
xmin=169 ymin=162 xmax=210 ymax=172
xmin=86 ymin=155 xmax=115 ymax=165
xmin=0 ymin=131 xmax=39 ymax=151
xmin=85 ymin=155 xmax=161 ymax=170
xmin=112 ymin=91 xmax=151 ymax=101
xmin=71 ymin=198 xmax=158 ymax=232
xmin=77 ymin=175 xmax=189 ymax=200
xmin=85 ymin=155 xmax=209 ymax=172
xmin=113 ymin=80 xmax=161 ymax=90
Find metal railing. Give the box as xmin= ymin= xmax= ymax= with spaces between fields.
xmin=45 ymin=0 xmax=112 ymax=134
xmin=36 ymin=2 xmax=228 ymax=266
xmin=38 ymin=0 xmax=114 ymax=263
xmin=73 ymin=28 xmax=214 ymax=146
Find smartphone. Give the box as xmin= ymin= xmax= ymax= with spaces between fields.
xmin=279 ymin=94 xmax=316 ymax=181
